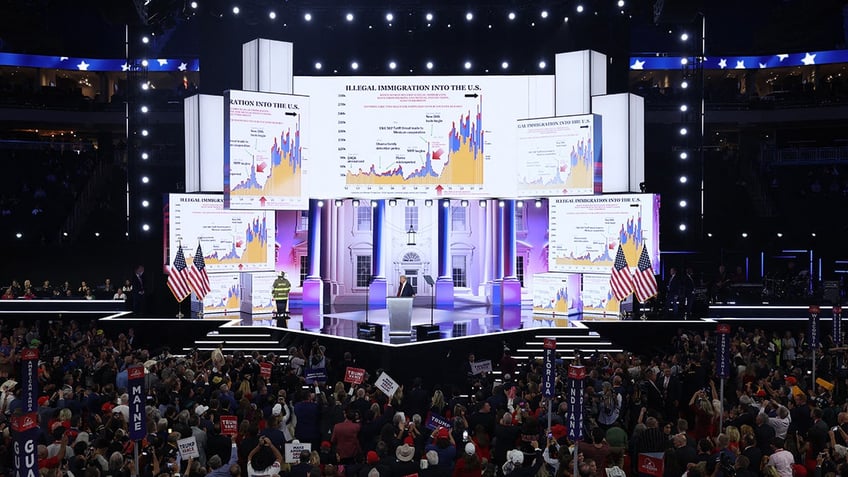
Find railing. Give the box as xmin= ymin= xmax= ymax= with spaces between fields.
xmin=763 ymin=145 xmax=848 ymax=164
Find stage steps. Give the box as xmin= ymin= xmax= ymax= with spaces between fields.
xmin=507 ymin=324 xmax=625 ymax=366
xmin=182 ymin=326 xmax=290 ymax=356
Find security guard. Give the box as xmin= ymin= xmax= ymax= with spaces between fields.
xmin=272 ymin=271 xmax=292 ymax=327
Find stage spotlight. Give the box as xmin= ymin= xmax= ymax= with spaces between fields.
xmin=681 ymin=57 xmax=688 ymax=65
xmin=535 ymin=199 xmax=542 ymax=208
xmin=317 ymin=200 xmax=324 ymax=207
xmin=478 ymin=200 xmax=487 ymax=208
xmin=424 ymin=199 xmax=433 ymax=207
xmin=707 ymin=233 xmax=713 ymax=237
xmin=464 ymin=61 xmax=472 ymax=70
xmin=426 ymin=61 xmax=434 ymax=70
xmin=63 ymin=232 xmax=68 ymax=237
xmin=465 ymin=12 xmax=473 ymax=21
xmin=741 ymin=232 xmax=748 ymax=238
xmin=269 ymin=11 xmax=276 ymax=19
xmin=94 ymin=232 xmax=100 ymax=237
xmin=563 ymin=16 xmax=569 ymax=22
xmin=304 ymin=12 xmax=312 ymax=21
xmin=388 ymin=199 xmax=397 ymax=207
xmin=576 ymin=5 xmax=584 ymax=13
xmin=232 ymin=6 xmax=239 ymax=14
xmin=679 ymin=128 xmax=687 ymax=135
xmin=142 ymin=36 xmax=150 ymax=44
xmin=541 ymin=10 xmax=548 ymax=18
xmin=142 ymin=200 xmax=150 ymax=207
xmin=681 ymin=81 xmax=688 ymax=89
xmin=389 ymin=61 xmax=397 ymax=70
xmin=141 ymin=129 xmax=149 ymax=136
xmin=190 ymin=1 xmax=198 ymax=8
xmin=498 ymin=200 xmax=505 ymax=208
xmin=460 ymin=200 xmax=469 ymax=207
xmin=141 ymin=82 xmax=149 ymax=91
xmin=345 ymin=12 xmax=354 ymax=22
xmin=141 ymin=176 xmax=150 ymax=184
xmin=141 ymin=59 xmax=149 ymax=67
xmin=777 ymin=232 xmax=783 ymax=238
xmin=407 ymin=199 xmax=415 ymax=207
xmin=679 ymin=224 xmax=686 ymax=231
xmin=679 ymin=200 xmax=687 ymax=207
xmin=386 ymin=13 xmax=393 ymax=22
xmin=812 ymin=232 xmax=817 ymax=237
xmin=425 ymin=12 xmax=433 ymax=21
xmin=140 ymin=105 xmax=149 ymax=113
xmin=371 ymin=200 xmax=378 ymax=208
xmin=538 ymin=60 xmax=547 ymax=69
xmin=314 ymin=62 xmax=322 ymax=70
xmin=351 ymin=61 xmax=359 ymax=70
xmin=680 ymin=152 xmax=688 ymax=160
xmin=15 ymin=233 xmax=22 ymax=239
xmin=508 ymin=11 xmax=516 ymax=20
xmin=618 ymin=0 xmax=625 ymax=6
xmin=141 ymin=152 xmax=149 ymax=160
xmin=679 ymin=176 xmax=687 ymax=183
xmin=680 ymin=104 xmax=688 ymax=112
xmin=142 ymin=224 xmax=150 ymax=232
xmin=680 ymin=33 xmax=689 ymax=41
xmin=516 ymin=200 xmax=524 ymax=208
xmin=501 ymin=61 xmax=509 ymax=69
xmin=334 ymin=199 xmax=343 ymax=207
xmin=351 ymin=199 xmax=360 ymax=207
xmin=441 ymin=200 xmax=450 ymax=208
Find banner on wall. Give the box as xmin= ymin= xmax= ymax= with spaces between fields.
xmin=532 ymin=273 xmax=582 ymax=316
xmin=224 ymin=90 xmax=310 ymax=210
xmin=548 ymin=194 xmax=660 ymax=275
xmin=516 ymin=114 xmax=603 ymax=196
xmin=166 ymin=194 xmax=276 ymax=273
xmin=293 ymin=75 xmax=555 ymax=198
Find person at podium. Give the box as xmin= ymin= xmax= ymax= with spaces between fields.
xmin=396 ymin=275 xmax=416 ymax=297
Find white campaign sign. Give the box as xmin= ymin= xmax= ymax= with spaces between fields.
xmin=375 ymin=372 xmax=400 ymax=398
xmin=284 ymin=442 xmax=312 ymax=464
xmin=177 ymin=436 xmax=200 ymax=460
xmin=470 ymin=360 xmax=493 ymax=375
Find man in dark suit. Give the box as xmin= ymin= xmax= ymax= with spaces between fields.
xmin=397 ymin=275 xmax=415 ymax=297
xmin=659 ymin=367 xmax=681 ymax=421
xmin=740 ymin=434 xmax=762 ymax=474
xmin=132 ymin=265 xmax=146 ymax=316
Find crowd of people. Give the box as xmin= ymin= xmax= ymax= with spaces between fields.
xmin=0 ymin=317 xmax=845 ymax=477
xmin=1 ymin=278 xmax=135 ymax=302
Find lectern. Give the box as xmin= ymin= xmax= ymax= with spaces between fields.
xmin=386 ymin=297 xmax=413 ymax=335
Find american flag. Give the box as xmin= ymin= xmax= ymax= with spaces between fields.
xmin=167 ymin=245 xmax=191 ymax=302
xmin=634 ymin=245 xmax=659 ymax=302
xmin=187 ymin=244 xmax=211 ymax=300
xmin=609 ymin=244 xmax=635 ymax=301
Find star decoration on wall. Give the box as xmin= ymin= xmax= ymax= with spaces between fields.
xmin=718 ymin=58 xmax=727 ymax=69
xmin=121 ymin=62 xmax=130 ymax=72
xmin=801 ymin=53 xmax=816 ymax=65
xmin=157 ymin=59 xmax=168 ymax=66
xmin=77 ymin=61 xmax=89 ymax=71
xmin=735 ymin=60 xmax=745 ymax=69
xmin=777 ymin=54 xmax=789 ymax=61
xmin=178 ymin=62 xmax=187 ymax=71
xmin=631 ymin=59 xmax=645 ymax=70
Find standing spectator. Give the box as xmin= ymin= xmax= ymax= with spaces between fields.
xmin=132 ymin=265 xmax=146 ymax=316
xmin=331 ymin=410 xmax=362 ymax=464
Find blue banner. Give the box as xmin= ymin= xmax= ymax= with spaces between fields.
xmin=0 ymin=52 xmax=199 ymax=72
xmin=630 ymin=48 xmax=848 ymax=71
xmin=542 ymin=338 xmax=557 ymax=398
xmin=566 ymin=365 xmax=585 ymax=441
xmin=810 ymin=305 xmax=821 ymax=347
xmin=425 ymin=412 xmax=452 ymax=430
xmin=127 ymin=366 xmax=146 ymax=441
xmin=304 ymin=368 xmax=327 ymax=383
xmin=716 ymin=324 xmax=731 ymax=379
xmin=14 ymin=348 xmax=39 ymax=477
